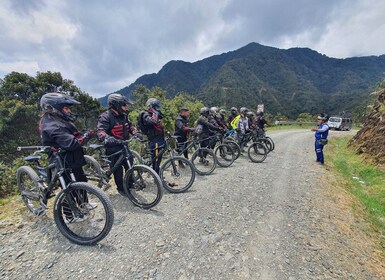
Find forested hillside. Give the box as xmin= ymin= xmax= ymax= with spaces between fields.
xmin=105 ymin=43 xmax=385 ymax=119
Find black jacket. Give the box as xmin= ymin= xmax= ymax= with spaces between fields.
xmin=174 ymin=114 xmax=191 ymax=140
xmin=142 ymin=110 xmax=164 ymax=142
xmin=97 ymin=110 xmax=137 ymax=152
xmin=40 ymin=114 xmax=86 ymax=168
xmin=197 ymin=116 xmax=220 ymax=139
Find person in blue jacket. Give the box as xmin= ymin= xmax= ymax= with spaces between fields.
xmin=311 ymin=113 xmax=329 ymax=164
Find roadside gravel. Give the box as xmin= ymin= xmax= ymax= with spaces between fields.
xmin=1 ymin=129 xmax=384 ymax=279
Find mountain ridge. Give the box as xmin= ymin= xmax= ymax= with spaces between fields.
xmin=100 ymin=42 xmax=385 ymax=118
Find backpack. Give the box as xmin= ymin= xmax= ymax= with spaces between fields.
xmin=194 ymin=124 xmax=203 ymax=135
xmin=137 ymin=112 xmax=150 ymax=134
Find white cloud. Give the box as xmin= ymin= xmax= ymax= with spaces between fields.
xmin=0 ymin=0 xmax=384 ymax=97
xmin=0 ymin=61 xmax=39 ymax=74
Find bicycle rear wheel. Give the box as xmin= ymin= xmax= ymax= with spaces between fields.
xmin=248 ymin=142 xmax=268 ymax=163
xmin=191 ymin=148 xmax=216 ymax=175
xmin=161 ymin=157 xmax=196 ymax=193
xmin=54 ymin=183 xmax=114 ymax=245
xmin=84 ymin=155 xmax=105 ymax=189
xmin=17 ymin=166 xmax=46 ymax=216
xmin=123 ymin=164 xmax=163 ymax=209
xmin=214 ymin=144 xmax=235 ymax=167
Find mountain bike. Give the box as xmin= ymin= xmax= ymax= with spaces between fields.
xmin=16 ymin=146 xmax=114 ymax=246
xmin=255 ymin=128 xmax=275 ymax=152
xmin=134 ymin=133 xmax=196 ymax=193
xmin=245 ymin=131 xmax=269 ymax=163
xmin=85 ymin=139 xmax=163 ymax=209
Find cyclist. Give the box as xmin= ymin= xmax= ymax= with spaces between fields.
xmin=237 ymin=107 xmax=250 ymax=149
xmin=227 ymin=107 xmax=238 ymax=128
xmin=39 ymin=92 xmax=93 ymax=184
xmin=216 ymin=109 xmax=228 ymax=131
xmin=174 ymin=107 xmax=194 ymax=160
xmin=196 ymin=107 xmax=221 ymax=163
xmin=311 ymin=113 xmax=330 ymax=165
xmin=247 ymin=111 xmax=257 ymax=130
xmin=140 ymin=98 xmax=165 ymax=174
xmin=97 ymin=93 xmax=140 ymax=196
xmin=39 ymin=92 xmax=94 ymax=218
xmin=255 ymin=111 xmax=268 ymax=137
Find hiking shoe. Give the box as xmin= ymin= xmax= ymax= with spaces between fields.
xmin=167 ymin=182 xmax=179 ymax=188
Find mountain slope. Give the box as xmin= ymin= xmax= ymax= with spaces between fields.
xmin=103 ymin=43 xmax=385 ymax=118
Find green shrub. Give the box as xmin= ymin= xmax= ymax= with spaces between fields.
xmin=0 ymin=158 xmax=25 ymax=198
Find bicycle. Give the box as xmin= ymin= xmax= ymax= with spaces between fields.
xmin=245 ymin=131 xmax=269 ymax=163
xmin=16 ymin=146 xmax=114 ymax=245
xmin=134 ymin=133 xmax=196 ymax=193
xmin=85 ymin=138 xmax=164 ymax=209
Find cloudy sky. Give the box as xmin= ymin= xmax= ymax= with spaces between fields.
xmin=1 ymin=0 xmax=384 ymax=97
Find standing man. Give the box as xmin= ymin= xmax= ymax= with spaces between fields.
xmin=311 ymin=113 xmax=330 ymax=165
xmin=97 ymin=93 xmax=139 ymax=196
xmin=174 ymin=107 xmax=194 ymax=159
xmin=140 ymin=98 xmax=165 ymax=174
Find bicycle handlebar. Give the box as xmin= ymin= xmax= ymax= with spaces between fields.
xmin=17 ymin=146 xmax=49 ymax=152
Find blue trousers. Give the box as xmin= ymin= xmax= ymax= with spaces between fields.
xmin=315 ymin=140 xmax=324 ymax=164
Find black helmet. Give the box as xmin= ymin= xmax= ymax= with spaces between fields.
xmin=317 ymin=113 xmax=329 ymax=121
xmin=200 ymin=107 xmax=209 ymax=116
xmin=40 ymin=92 xmax=80 ymax=122
xmin=108 ymin=93 xmax=133 ymax=115
xmin=209 ymin=106 xmax=218 ymax=115
xmin=247 ymin=111 xmax=255 ymax=117
xmin=146 ymin=98 xmax=162 ymax=111
xmin=240 ymin=107 xmax=248 ymax=114
xmin=219 ymin=109 xmax=226 ymax=115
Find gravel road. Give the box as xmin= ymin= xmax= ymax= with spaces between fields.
xmin=1 ymin=129 xmax=384 ymax=279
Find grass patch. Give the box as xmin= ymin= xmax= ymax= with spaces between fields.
xmin=327 ymin=136 xmax=385 ymax=249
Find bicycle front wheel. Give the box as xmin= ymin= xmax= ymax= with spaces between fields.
xmin=123 ymin=164 xmax=163 ymax=209
xmin=224 ymin=140 xmax=241 ymax=160
xmin=161 ymin=157 xmax=196 ymax=193
xmin=214 ymin=144 xmax=235 ymax=167
xmin=248 ymin=142 xmax=268 ymax=163
xmin=191 ymin=148 xmax=216 ymax=175
xmin=54 ymin=183 xmax=114 ymax=245
xmin=266 ymin=136 xmax=275 ymax=151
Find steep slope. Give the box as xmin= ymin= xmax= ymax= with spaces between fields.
xmin=350 ymin=87 xmax=385 ymax=165
xmin=103 ymin=43 xmax=385 ymax=118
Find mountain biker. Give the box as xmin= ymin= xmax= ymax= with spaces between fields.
xmin=39 ymin=92 xmax=94 ymax=218
xmin=196 ymin=107 xmax=221 ymax=162
xmin=141 ymin=98 xmax=165 ymax=174
xmin=237 ymin=107 xmax=250 ymax=149
xmin=255 ymin=111 xmax=268 ymax=137
xmin=227 ymin=107 xmax=238 ymax=128
xmin=216 ymin=109 xmax=228 ymax=131
xmin=97 ymin=93 xmax=140 ymax=196
xmin=174 ymin=107 xmax=194 ymax=160
xmin=39 ymin=92 xmax=93 ymax=184
xmin=247 ymin=111 xmax=257 ymax=130
xmin=311 ymin=113 xmax=330 ymax=164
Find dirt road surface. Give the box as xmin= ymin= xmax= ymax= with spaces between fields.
xmin=1 ymin=129 xmax=384 ymax=279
